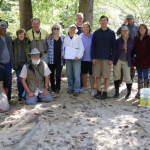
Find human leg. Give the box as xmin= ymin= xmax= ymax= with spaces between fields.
xmin=73 ymin=59 xmax=81 ymax=93
xmin=15 ymin=67 xmax=24 ymax=99
xmin=66 ymin=59 xmax=74 ymax=91
xmin=48 ymin=64 xmax=56 ymax=92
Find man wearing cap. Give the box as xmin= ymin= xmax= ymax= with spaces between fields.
xmin=20 ymin=48 xmax=52 ymax=105
xmin=117 ymin=14 xmax=138 ymax=85
xmin=0 ymin=21 xmax=14 ymax=102
xmin=26 ymin=18 xmax=49 ymax=63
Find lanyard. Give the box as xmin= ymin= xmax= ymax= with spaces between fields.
xmin=32 ymin=29 xmax=41 ymax=40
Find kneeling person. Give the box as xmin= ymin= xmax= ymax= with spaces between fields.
xmin=20 ymin=48 xmax=52 ymax=105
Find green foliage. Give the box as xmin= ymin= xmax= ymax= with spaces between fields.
xmin=0 ymin=0 xmax=19 ymax=37
xmin=1 ymin=0 xmax=150 ymax=37
xmin=32 ymin=0 xmax=79 ymax=35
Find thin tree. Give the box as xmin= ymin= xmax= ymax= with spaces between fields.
xmin=19 ymin=0 xmax=33 ymax=32
xmin=79 ymin=0 xmax=94 ymax=27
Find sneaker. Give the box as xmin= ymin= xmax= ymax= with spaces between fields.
xmin=80 ymin=87 xmax=88 ymax=93
xmin=95 ymin=91 xmax=101 ymax=99
xmin=101 ymin=91 xmax=107 ymax=100
xmin=91 ymin=90 xmax=95 ymax=96
xmin=67 ymin=90 xmax=73 ymax=94
xmin=73 ymin=92 xmax=79 ymax=96
xmin=56 ymin=89 xmax=60 ymax=94
xmin=50 ymin=89 xmax=56 ymax=94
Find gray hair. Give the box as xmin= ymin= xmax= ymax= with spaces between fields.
xmin=31 ymin=18 xmax=40 ymax=24
xmin=121 ymin=26 xmax=129 ymax=32
xmin=76 ymin=12 xmax=84 ymax=19
xmin=51 ymin=23 xmax=61 ymax=33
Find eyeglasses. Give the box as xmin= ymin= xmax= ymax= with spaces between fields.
xmin=53 ymin=28 xmax=60 ymax=30
xmin=122 ymin=30 xmax=128 ymax=32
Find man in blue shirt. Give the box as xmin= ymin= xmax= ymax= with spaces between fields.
xmin=91 ymin=15 xmax=116 ymax=100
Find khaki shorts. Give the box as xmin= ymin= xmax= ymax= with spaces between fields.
xmin=92 ymin=59 xmax=111 ymax=78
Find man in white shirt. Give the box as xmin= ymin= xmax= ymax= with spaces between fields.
xmin=20 ymin=48 xmax=52 ymax=105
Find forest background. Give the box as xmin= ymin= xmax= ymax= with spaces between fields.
xmin=0 ymin=0 xmax=150 ymax=37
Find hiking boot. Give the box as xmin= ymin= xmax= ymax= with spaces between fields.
xmin=101 ymin=91 xmax=107 ymax=100
xmin=73 ymin=92 xmax=79 ymax=96
xmin=67 ymin=90 xmax=73 ymax=94
xmin=80 ymin=87 xmax=88 ymax=93
xmin=144 ymin=79 xmax=149 ymax=88
xmin=18 ymin=97 xmax=23 ymax=101
xmin=135 ymin=78 xmax=143 ymax=98
xmin=113 ymin=80 xmax=120 ymax=98
xmin=95 ymin=91 xmax=101 ymax=99
xmin=125 ymin=83 xmax=132 ymax=99
xmin=56 ymin=89 xmax=60 ymax=94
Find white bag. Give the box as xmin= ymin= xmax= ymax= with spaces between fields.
xmin=0 ymin=81 xmax=10 ymax=112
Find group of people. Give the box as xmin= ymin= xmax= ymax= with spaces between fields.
xmin=0 ymin=12 xmax=150 ymax=113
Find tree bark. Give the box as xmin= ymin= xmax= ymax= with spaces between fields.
xmin=79 ymin=0 xmax=94 ymax=27
xmin=19 ymin=0 xmax=33 ymax=32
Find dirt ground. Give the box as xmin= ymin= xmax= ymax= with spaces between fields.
xmin=0 ymin=67 xmax=150 ymax=150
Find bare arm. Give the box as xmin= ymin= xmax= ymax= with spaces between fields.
xmin=42 ymin=76 xmax=49 ymax=96
xmin=4 ymin=88 xmax=9 ymax=95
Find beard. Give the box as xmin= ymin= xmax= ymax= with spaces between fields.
xmin=31 ymin=58 xmax=40 ymax=65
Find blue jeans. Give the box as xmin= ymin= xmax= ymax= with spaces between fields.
xmin=136 ymin=67 xmax=149 ymax=79
xmin=26 ymin=92 xmax=53 ymax=105
xmin=15 ymin=67 xmax=24 ymax=97
xmin=66 ymin=59 xmax=81 ymax=93
xmin=0 ymin=62 xmax=12 ymax=101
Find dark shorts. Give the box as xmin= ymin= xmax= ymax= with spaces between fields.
xmin=81 ymin=61 xmax=92 ymax=75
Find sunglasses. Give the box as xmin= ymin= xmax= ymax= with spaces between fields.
xmin=53 ymin=28 xmax=60 ymax=30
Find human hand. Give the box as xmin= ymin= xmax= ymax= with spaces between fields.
xmin=123 ymin=19 xmax=128 ymax=25
xmin=92 ymin=59 xmax=96 ymax=65
xmin=43 ymin=88 xmax=48 ymax=96
xmin=27 ymin=90 xmax=34 ymax=97
xmin=108 ymin=61 xmax=113 ymax=65
xmin=62 ymin=54 xmax=65 ymax=59
xmin=74 ymin=57 xmax=79 ymax=61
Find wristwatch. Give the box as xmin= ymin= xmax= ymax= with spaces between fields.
xmin=45 ymin=87 xmax=48 ymax=89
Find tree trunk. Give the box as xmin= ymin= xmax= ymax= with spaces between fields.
xmin=19 ymin=0 xmax=33 ymax=32
xmin=79 ymin=0 xmax=94 ymax=27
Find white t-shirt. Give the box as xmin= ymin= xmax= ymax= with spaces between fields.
xmin=20 ymin=61 xmax=51 ymax=96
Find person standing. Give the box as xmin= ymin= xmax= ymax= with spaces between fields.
xmin=117 ymin=14 xmax=138 ymax=84
xmin=63 ymin=25 xmax=84 ymax=96
xmin=79 ymin=22 xmax=95 ymax=96
xmin=47 ymin=23 xmax=65 ymax=94
xmin=75 ymin=13 xmax=84 ymax=35
xmin=0 ymin=21 xmax=14 ymax=102
xmin=26 ymin=18 xmax=49 ymax=63
xmin=134 ymin=24 xmax=150 ymax=98
xmin=91 ymin=16 xmax=116 ymax=100
xmin=113 ymin=26 xmax=134 ymax=99
xmin=13 ymin=29 xmax=31 ymax=101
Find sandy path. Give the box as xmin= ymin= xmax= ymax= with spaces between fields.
xmin=0 ymin=69 xmax=150 ymax=150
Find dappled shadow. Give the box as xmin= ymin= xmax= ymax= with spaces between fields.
xmin=0 ymin=68 xmax=150 ymax=150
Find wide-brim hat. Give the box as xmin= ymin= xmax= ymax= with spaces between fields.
xmin=0 ymin=21 xmax=7 ymax=29
xmin=28 ymin=48 xmax=43 ymax=58
xmin=69 ymin=24 xmax=78 ymax=33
